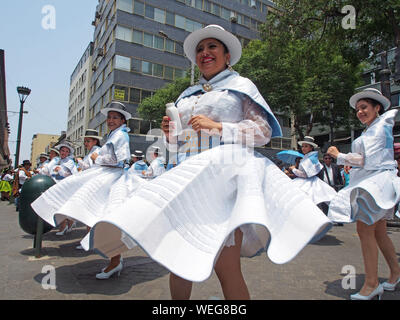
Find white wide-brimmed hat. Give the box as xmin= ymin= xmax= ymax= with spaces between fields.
xmin=101 ymin=101 xmax=132 ymax=120
xmin=83 ymin=129 xmax=101 ymax=141
xmin=49 ymin=148 xmax=60 ymax=155
xmin=39 ymin=153 xmax=49 ymax=159
xmin=298 ymin=136 xmax=318 ymax=149
xmin=132 ymin=150 xmax=144 ymax=158
xmin=183 ymin=24 xmax=242 ymax=66
xmin=56 ymin=141 xmax=75 ymax=155
xmin=349 ymin=88 xmax=391 ymax=111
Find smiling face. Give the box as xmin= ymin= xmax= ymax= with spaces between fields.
xmin=301 ymin=143 xmax=313 ymax=155
xmin=59 ymin=147 xmax=70 ymax=159
xmin=84 ymin=137 xmax=99 ymax=151
xmin=195 ymin=38 xmax=230 ymax=80
xmin=49 ymin=150 xmax=58 ymax=159
xmin=355 ymin=99 xmax=381 ymax=126
xmin=107 ymin=111 xmax=126 ymax=131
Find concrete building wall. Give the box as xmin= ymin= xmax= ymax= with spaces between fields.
xmin=66 ymin=42 xmax=94 ymax=157
xmin=88 ymin=0 xmax=273 ymax=152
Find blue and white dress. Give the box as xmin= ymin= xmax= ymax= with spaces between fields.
xmin=291 ymin=151 xmax=337 ymax=205
xmin=328 ymin=110 xmax=400 ymax=225
xmin=31 ymin=124 xmax=142 ymax=228
xmin=38 ymin=156 xmax=60 ymax=178
xmin=131 ymin=160 xmax=148 ymax=176
xmin=84 ymin=69 xmax=332 ymax=282
xmin=77 ymin=145 xmax=101 ymax=171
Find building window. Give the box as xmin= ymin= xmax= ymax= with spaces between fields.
xmin=164 ymin=66 xmax=174 ymax=80
xmin=131 ymin=58 xmax=141 ymax=73
xmin=130 ymin=88 xmax=141 ymax=103
xmin=115 ymin=55 xmax=131 ymax=71
xmin=117 ymin=0 xmax=133 ymax=13
xmin=115 ymin=25 xmax=132 ymax=42
xmin=133 ymin=30 xmax=142 ymax=44
xmin=144 ymin=4 xmax=155 ymax=19
xmin=154 ymin=7 xmax=165 ymax=23
xmin=133 ymin=0 xmax=145 ymax=15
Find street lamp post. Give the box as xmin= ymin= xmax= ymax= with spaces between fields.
xmin=15 ymin=86 xmax=31 ymax=169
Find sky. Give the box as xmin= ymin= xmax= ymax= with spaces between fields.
xmin=0 ymin=0 xmax=98 ymax=164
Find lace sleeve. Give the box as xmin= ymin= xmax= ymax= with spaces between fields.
xmin=221 ymin=96 xmax=272 ymax=147
xmin=292 ymin=168 xmax=308 ymax=178
xmin=94 ymin=143 xmax=118 ymax=166
xmin=337 ymin=152 xmax=364 ymax=167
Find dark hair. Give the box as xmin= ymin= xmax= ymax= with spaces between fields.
xmin=357 ymin=98 xmax=384 ymax=115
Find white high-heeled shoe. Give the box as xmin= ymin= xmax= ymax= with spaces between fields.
xmin=350 ymin=284 xmax=384 ymax=300
xmin=96 ymin=258 xmax=123 ymax=280
xmin=382 ymin=277 xmax=400 ymax=291
xmin=56 ymin=225 xmax=68 ymax=236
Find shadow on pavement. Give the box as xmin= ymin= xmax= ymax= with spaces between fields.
xmin=311 ymin=234 xmax=344 ymax=246
xmin=33 ymin=256 xmax=169 ymax=296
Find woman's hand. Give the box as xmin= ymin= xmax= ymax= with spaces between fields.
xmin=188 ymin=115 xmax=222 ymax=133
xmin=54 ymin=166 xmax=60 ymax=172
xmin=90 ymin=153 xmax=98 ymax=161
xmin=327 ymin=146 xmax=340 ymax=159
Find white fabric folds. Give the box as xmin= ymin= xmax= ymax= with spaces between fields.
xmin=87 ymin=145 xmax=332 ymax=282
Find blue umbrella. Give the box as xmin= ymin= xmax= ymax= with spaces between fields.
xmin=276 ymin=150 xmax=304 ymax=165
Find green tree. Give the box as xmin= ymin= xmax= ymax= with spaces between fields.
xmin=235 ymin=0 xmax=363 ymax=141
xmin=137 ymin=76 xmax=191 ymax=126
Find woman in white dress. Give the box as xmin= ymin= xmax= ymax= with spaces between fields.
xmin=52 ymin=142 xmax=77 ymax=236
xmin=39 ymin=148 xmax=60 ymax=177
xmin=74 ymin=129 xmax=101 ymax=249
xmin=31 ymin=101 xmax=140 ymax=278
xmin=85 ymin=25 xmax=331 ymax=299
xmin=289 ymin=136 xmax=337 ymax=206
xmin=327 ymin=88 xmax=400 ymax=300
xmin=76 ymin=129 xmax=101 ymax=172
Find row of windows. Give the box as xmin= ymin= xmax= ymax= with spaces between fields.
xmin=114 ymin=54 xmax=186 ymax=80
xmin=89 ymin=84 xmax=155 ymax=126
xmin=175 ymin=0 xmax=266 ymax=30
xmin=117 ymin=0 xmax=263 ymax=32
xmin=115 ymin=25 xmax=184 ymax=55
xmin=177 ymin=0 xmax=271 ymax=14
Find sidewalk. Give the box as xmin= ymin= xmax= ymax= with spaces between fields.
xmin=1 ymin=200 xmax=399 ymax=300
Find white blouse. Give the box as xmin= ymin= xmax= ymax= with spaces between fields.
xmin=166 ymin=90 xmax=272 ymax=153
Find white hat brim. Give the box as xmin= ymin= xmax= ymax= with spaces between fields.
xmin=56 ymin=144 xmax=75 ymax=155
xmin=101 ymin=107 xmax=132 ymax=120
xmin=83 ymin=135 xmax=101 ymax=140
xmin=183 ymin=25 xmax=242 ymax=66
xmin=349 ymin=91 xmax=391 ymax=110
xmin=298 ymin=141 xmax=318 ymax=149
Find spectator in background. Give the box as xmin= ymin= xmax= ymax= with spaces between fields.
xmin=342 ymin=165 xmax=352 ymax=187
xmin=318 ymin=153 xmax=343 ymax=191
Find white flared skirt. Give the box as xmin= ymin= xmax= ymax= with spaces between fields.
xmin=86 ymin=145 xmax=332 ymax=282
xmin=328 ymin=168 xmax=400 ymax=225
xmin=31 ymin=166 xmax=144 ymax=228
xmin=291 ymin=176 xmax=337 ymax=205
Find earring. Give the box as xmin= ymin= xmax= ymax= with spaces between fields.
xmin=226 ymin=62 xmax=233 ymax=71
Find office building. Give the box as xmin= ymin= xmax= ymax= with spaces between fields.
xmin=88 ymin=0 xmax=275 ymax=151
xmin=66 ymin=42 xmax=94 ymax=157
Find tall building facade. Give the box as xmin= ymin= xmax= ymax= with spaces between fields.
xmin=88 ymin=0 xmax=275 ymax=151
xmin=66 ymin=42 xmax=94 ymax=157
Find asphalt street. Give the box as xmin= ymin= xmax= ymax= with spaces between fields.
xmin=1 ymin=200 xmax=400 ymax=301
